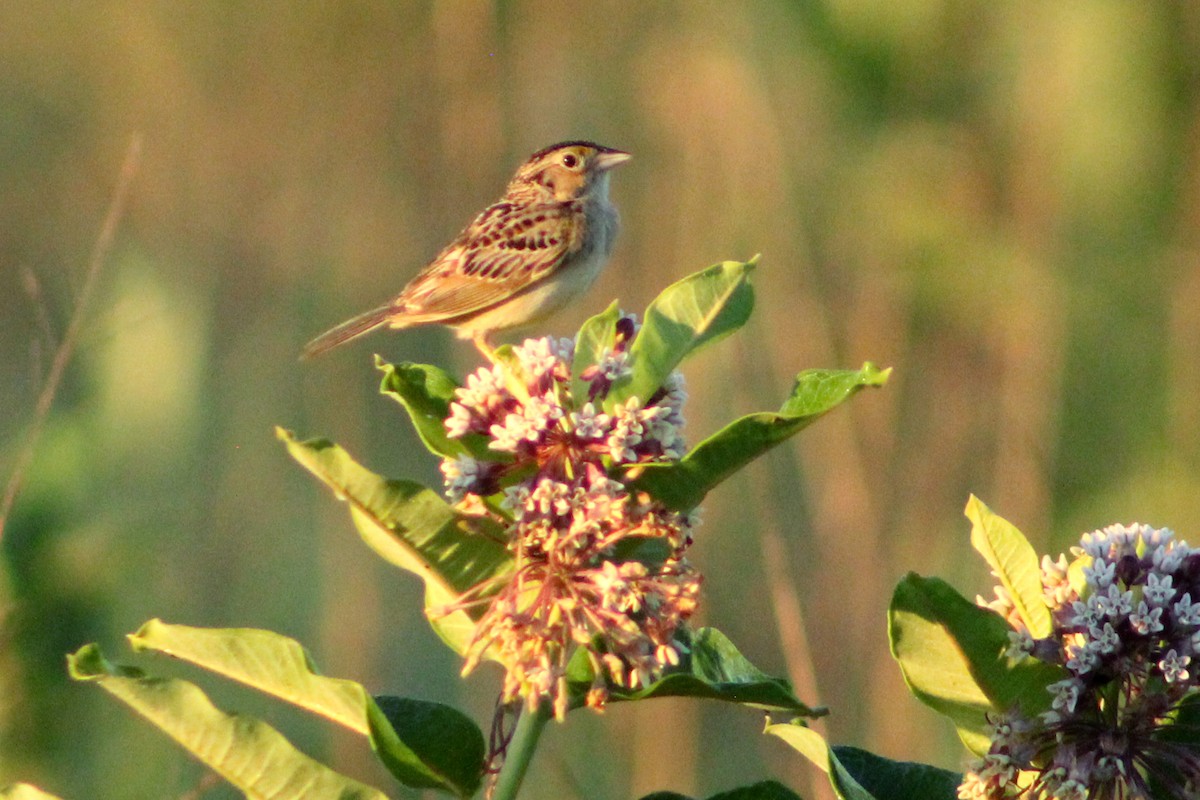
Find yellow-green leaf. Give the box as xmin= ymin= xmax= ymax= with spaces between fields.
xmin=965 ymin=495 xmax=1052 ymax=638
xmin=68 ymin=644 xmax=389 ymax=800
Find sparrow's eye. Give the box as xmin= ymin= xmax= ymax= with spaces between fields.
xmin=561 ymin=153 xmax=578 ymax=168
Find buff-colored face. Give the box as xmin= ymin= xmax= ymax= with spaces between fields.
xmin=511 ymin=142 xmax=631 ymax=202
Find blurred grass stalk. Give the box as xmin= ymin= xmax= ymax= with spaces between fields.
xmin=0 ymin=134 xmax=142 ymax=541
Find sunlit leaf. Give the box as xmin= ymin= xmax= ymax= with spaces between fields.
xmin=766 ymin=723 xmax=874 ymax=800
xmin=129 ymin=620 xmax=485 ymax=796
xmin=67 ymin=644 xmax=389 ymax=800
xmin=278 ymin=429 xmax=512 ymax=654
xmin=888 ymin=574 xmax=1065 ymax=754
xmin=632 ymin=363 xmax=890 ymax=510
xmin=767 ymin=721 xmax=960 ymax=800
xmin=965 ymin=495 xmax=1052 ymax=638
xmin=0 ymin=786 xmax=65 ymax=800
xmin=131 ymin=620 xmax=372 ymax=733
xmin=608 ymin=259 xmax=756 ymax=410
xmin=490 ymin=343 xmax=528 ymax=388
xmin=567 ymin=627 xmax=823 ymax=716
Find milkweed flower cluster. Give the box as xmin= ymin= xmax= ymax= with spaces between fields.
xmin=436 ymin=316 xmax=701 ymax=720
xmin=961 ymin=524 xmax=1200 ymax=800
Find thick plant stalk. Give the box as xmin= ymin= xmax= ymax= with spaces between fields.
xmin=490 ymin=701 xmax=551 ymax=800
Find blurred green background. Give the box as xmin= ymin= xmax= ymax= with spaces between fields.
xmin=3 ymin=2 xmax=1200 ymax=798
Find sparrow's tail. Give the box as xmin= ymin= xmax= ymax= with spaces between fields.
xmin=300 ymin=305 xmax=394 ymax=359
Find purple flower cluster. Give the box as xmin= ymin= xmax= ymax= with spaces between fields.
xmin=436 ymin=317 xmax=700 ymax=720
xmin=962 ymin=524 xmax=1200 ymax=799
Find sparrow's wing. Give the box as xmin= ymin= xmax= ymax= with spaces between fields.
xmin=388 ymin=201 xmax=583 ymax=324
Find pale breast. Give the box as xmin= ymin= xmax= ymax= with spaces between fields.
xmin=456 ymin=197 xmax=620 ymax=337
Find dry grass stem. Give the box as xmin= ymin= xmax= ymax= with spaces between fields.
xmin=0 ymin=133 xmax=143 ymax=542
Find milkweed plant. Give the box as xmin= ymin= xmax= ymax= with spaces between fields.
xmin=9 ymin=260 xmax=1194 ymax=800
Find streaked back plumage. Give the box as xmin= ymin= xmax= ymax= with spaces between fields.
xmin=302 ymin=141 xmax=630 ymax=360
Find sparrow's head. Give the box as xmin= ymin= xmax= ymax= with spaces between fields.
xmin=509 ymin=141 xmax=631 ymax=202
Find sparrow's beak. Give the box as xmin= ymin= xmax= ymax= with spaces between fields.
xmin=593 ymin=149 xmax=632 ymax=171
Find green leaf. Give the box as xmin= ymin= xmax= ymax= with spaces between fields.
xmin=965 ymin=495 xmax=1052 ymax=638
xmin=373 ymin=696 xmax=486 ymax=797
xmin=130 ymin=620 xmax=374 ymax=733
xmin=766 ymin=722 xmax=960 ymax=800
xmin=378 ymin=358 xmax=471 ymax=459
xmin=278 ymin=429 xmax=512 ymax=654
xmin=567 ymin=627 xmax=823 ymax=716
xmin=706 ymin=782 xmax=805 ymax=800
xmin=571 ymin=299 xmax=622 ymax=400
xmin=631 ymin=363 xmax=891 ymax=511
xmin=888 ymin=574 xmax=1065 ymax=754
xmin=0 ymin=786 xmax=65 ymax=800
xmin=766 ymin=723 xmax=873 ymax=800
xmin=830 ymin=747 xmax=961 ymax=800
xmin=490 ymin=343 xmax=527 ymax=386
xmin=1160 ymin=692 xmax=1200 ymax=746
xmin=608 ymin=259 xmax=756 ymax=410
xmin=68 ymin=644 xmax=389 ymax=800
xmin=129 ymin=620 xmax=485 ymax=796
xmin=1149 ymin=694 xmax=1200 ymax=796
xmin=638 ymin=782 xmax=802 ymax=800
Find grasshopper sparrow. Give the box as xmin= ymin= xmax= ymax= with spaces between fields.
xmin=302 ymin=141 xmax=631 ymax=361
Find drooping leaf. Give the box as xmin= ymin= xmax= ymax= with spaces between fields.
xmin=705 ymin=782 xmax=805 ymax=800
xmin=129 ymin=620 xmax=485 ymax=796
xmin=608 ymin=259 xmax=756 ymax=410
xmin=766 ymin=723 xmax=874 ymax=800
xmin=567 ymin=627 xmax=823 ymax=716
xmin=130 ymin=620 xmax=372 ymax=733
xmin=67 ymin=644 xmax=389 ymax=800
xmin=830 ymin=747 xmax=961 ymax=800
xmin=965 ymin=495 xmax=1052 ymax=638
xmin=638 ymin=782 xmax=803 ymax=800
xmin=632 ymin=363 xmax=890 ymax=511
xmin=373 ymin=695 xmax=486 ymax=797
xmin=278 ymin=429 xmax=512 ymax=654
xmin=888 ymin=574 xmax=1065 ymax=754
xmin=767 ymin=722 xmax=961 ymax=800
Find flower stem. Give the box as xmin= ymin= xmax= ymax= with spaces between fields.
xmin=491 ymin=701 xmax=551 ymax=800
